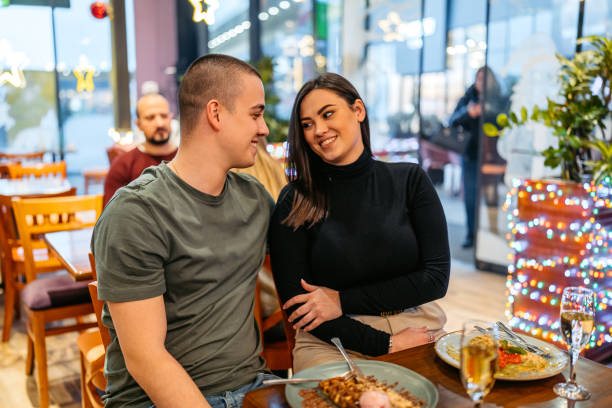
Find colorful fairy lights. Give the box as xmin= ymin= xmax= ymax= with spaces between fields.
xmin=504 ymin=178 xmax=612 ymax=352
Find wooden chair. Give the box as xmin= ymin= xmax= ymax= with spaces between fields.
xmin=82 ymin=167 xmax=108 ymax=194
xmin=254 ymin=255 xmax=295 ymax=371
xmin=12 ymin=194 xmax=103 ymax=408
xmin=77 ymin=253 xmax=110 ymax=408
xmin=77 ymin=328 xmax=105 ymax=408
xmin=0 ymin=163 xmax=14 ymax=179
xmin=8 ymin=161 xmax=67 ymax=179
xmin=87 ymin=253 xmax=110 ymax=350
xmin=0 ymin=151 xmax=45 ymax=161
xmin=0 ymin=188 xmax=77 ymax=342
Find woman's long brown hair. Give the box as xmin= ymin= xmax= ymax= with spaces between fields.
xmin=283 ymin=73 xmax=372 ymax=229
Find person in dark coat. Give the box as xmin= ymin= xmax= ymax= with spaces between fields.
xmin=449 ymin=66 xmax=503 ymax=248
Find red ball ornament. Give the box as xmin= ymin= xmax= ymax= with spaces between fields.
xmin=90 ymin=1 xmax=108 ymax=19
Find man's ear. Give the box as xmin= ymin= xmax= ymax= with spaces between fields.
xmin=134 ymin=117 xmax=141 ymax=130
xmin=206 ymin=99 xmax=222 ymax=131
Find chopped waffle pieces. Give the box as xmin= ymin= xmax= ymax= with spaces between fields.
xmin=298 ymin=375 xmax=426 ymax=408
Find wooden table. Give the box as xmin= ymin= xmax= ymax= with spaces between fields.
xmin=43 ymin=227 xmax=94 ymax=281
xmin=244 ymin=342 xmax=612 ymax=407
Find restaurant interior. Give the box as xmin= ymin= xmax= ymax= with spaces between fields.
xmin=1 ymin=0 xmax=611 ymax=407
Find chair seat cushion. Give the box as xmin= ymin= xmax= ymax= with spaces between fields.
xmin=22 ymin=274 xmax=91 ymax=310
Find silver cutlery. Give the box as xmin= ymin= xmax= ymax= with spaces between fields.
xmin=331 ymin=337 xmax=365 ymax=378
xmin=263 ymin=378 xmax=326 ymax=385
xmin=474 ymin=325 xmax=492 ymax=336
xmin=496 ymin=321 xmax=553 ymax=359
xmin=263 ymin=370 xmax=351 ymax=385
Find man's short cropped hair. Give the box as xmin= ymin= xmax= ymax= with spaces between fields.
xmin=178 ymin=54 xmax=262 ymax=136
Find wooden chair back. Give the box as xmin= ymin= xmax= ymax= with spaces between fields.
xmin=11 ymin=194 xmax=101 ymax=408
xmin=88 ymin=253 xmax=111 ymax=351
xmin=0 ymin=188 xmax=77 ymax=257
xmin=11 ymin=194 xmax=102 ymax=282
xmin=254 ymin=254 xmax=295 ymax=371
xmin=8 ymin=161 xmax=67 ymax=179
xmin=77 ymin=329 xmax=106 ymax=408
xmin=0 ymin=188 xmax=77 ymax=343
xmin=0 ymin=151 xmax=45 ymax=162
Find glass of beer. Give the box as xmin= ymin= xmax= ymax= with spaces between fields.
xmin=553 ymin=286 xmax=595 ymax=400
xmin=460 ymin=320 xmax=499 ymax=406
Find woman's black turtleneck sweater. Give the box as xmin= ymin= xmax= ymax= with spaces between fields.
xmin=268 ymin=150 xmax=450 ymax=356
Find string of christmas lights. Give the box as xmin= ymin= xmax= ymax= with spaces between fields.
xmin=504 ymin=178 xmax=612 ymax=352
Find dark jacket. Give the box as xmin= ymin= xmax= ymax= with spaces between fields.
xmin=449 ymin=85 xmax=506 ymax=161
xmin=448 ymin=85 xmax=480 ymax=160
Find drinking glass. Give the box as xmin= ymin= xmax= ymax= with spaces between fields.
xmin=553 ymin=286 xmax=595 ymax=401
xmin=460 ymin=320 xmax=499 ymax=406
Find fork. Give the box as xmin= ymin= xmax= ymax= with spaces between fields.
xmin=331 ymin=337 xmax=365 ymax=378
xmin=496 ymin=321 xmax=553 ymax=359
xmin=263 ymin=378 xmax=330 ymax=385
xmin=263 ymin=370 xmax=351 ymax=385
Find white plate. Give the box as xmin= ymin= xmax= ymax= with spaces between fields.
xmin=434 ymin=330 xmax=568 ymax=381
xmin=285 ymin=360 xmax=438 ymax=407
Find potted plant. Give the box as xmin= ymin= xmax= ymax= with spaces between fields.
xmin=484 ymin=35 xmax=612 ymax=361
xmin=484 ymin=35 xmax=612 ymax=183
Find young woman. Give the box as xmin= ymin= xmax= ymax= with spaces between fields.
xmin=268 ymin=73 xmax=450 ymax=372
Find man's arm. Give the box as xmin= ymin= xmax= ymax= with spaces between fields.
xmin=108 ymin=296 xmax=211 ymax=408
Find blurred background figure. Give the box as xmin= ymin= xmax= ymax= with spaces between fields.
xmin=448 ymin=66 xmax=505 ymax=248
xmin=103 ymin=93 xmax=178 ymax=205
xmin=138 ymin=81 xmax=181 ymax=147
xmin=233 ymin=138 xmax=287 ymax=202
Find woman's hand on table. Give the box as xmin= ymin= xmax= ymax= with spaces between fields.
xmin=389 ymin=327 xmax=433 ymax=353
xmin=283 ymin=279 xmax=342 ymax=331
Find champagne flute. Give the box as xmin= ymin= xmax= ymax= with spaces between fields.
xmin=553 ymin=286 xmax=595 ymax=401
xmin=460 ymin=320 xmax=499 ymax=406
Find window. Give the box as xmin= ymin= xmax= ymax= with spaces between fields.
xmin=261 ymin=0 xmax=315 ymax=119
xmin=475 ymin=0 xmax=580 ymax=269
xmin=207 ymin=2 xmax=250 ymax=60
xmin=0 ymin=0 xmax=136 ymax=189
xmin=0 ymin=5 xmax=56 ymax=153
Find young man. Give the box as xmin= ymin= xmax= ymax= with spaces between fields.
xmin=92 ymin=55 xmax=274 ymax=408
xmin=103 ymin=93 xmax=178 ymax=206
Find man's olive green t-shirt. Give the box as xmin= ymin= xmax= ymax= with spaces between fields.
xmin=92 ymin=163 xmax=272 ymax=407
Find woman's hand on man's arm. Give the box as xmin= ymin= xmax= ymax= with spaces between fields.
xmin=283 ymin=279 xmax=342 ymax=332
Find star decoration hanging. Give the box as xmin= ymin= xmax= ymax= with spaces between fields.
xmin=0 ymin=39 xmax=27 ymax=88
xmin=378 ymin=11 xmax=404 ymax=42
xmin=189 ymin=0 xmax=219 ymax=25
xmin=73 ymin=55 xmax=95 ymax=93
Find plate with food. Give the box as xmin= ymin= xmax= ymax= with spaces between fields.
xmin=285 ymin=360 xmax=438 ymax=407
xmin=434 ymin=331 xmax=568 ymax=381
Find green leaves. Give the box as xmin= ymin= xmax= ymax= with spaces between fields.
xmin=497 ymin=113 xmax=509 ymax=127
xmin=520 ymin=106 xmax=528 ymax=122
xmin=509 ymin=111 xmax=519 ymax=125
xmin=483 ymin=123 xmax=499 ymax=137
xmin=482 ymin=35 xmax=612 ymax=183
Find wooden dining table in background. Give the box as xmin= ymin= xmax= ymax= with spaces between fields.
xmin=244 ymin=342 xmax=612 ymax=407
xmin=43 ymin=227 xmax=94 ymax=281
